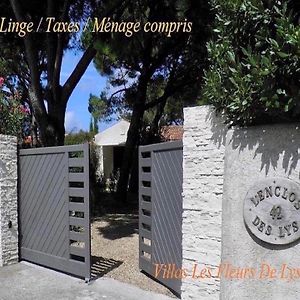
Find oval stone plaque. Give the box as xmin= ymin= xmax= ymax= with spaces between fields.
xmin=244 ymin=177 xmax=300 ymax=245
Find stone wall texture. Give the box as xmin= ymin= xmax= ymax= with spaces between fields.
xmin=221 ymin=124 xmax=300 ymax=300
xmin=182 ymin=106 xmax=227 ymax=299
xmin=0 ymin=135 xmax=18 ymax=266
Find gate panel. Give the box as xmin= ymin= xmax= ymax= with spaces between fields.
xmin=19 ymin=144 xmax=90 ymax=280
xmin=139 ymin=141 xmax=183 ymax=295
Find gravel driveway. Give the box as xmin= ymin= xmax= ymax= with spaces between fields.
xmin=91 ymin=213 xmax=176 ymax=298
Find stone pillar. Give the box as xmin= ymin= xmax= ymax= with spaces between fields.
xmin=0 ymin=135 xmax=18 ymax=266
xmin=182 ymin=106 xmax=227 ymax=299
xmin=221 ymin=124 xmax=300 ymax=300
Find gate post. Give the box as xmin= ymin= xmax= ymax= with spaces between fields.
xmin=0 ymin=135 xmax=18 ymax=266
xmin=182 ymin=106 xmax=227 ymax=299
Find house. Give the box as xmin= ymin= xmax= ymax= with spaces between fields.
xmin=94 ymin=120 xmax=183 ymax=181
xmin=94 ymin=119 xmax=130 ymax=179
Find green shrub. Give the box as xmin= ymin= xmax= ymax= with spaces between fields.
xmin=65 ymin=131 xmax=101 ymax=214
xmin=201 ymin=0 xmax=300 ymax=125
xmin=0 ymin=77 xmax=30 ymax=137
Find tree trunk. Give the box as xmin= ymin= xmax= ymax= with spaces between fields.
xmin=128 ymin=145 xmax=139 ymax=195
xmin=45 ymin=98 xmax=67 ymax=146
xmin=116 ymin=69 xmax=151 ymax=202
xmin=145 ymin=98 xmax=168 ymax=144
xmin=116 ymin=104 xmax=145 ymax=202
xmin=31 ymin=115 xmax=39 ymax=147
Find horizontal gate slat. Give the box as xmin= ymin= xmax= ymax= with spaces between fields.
xmin=70 ymin=245 xmax=86 ymax=257
xmin=140 ymin=187 xmax=151 ymax=197
xmin=69 ymin=158 xmax=85 ymax=167
xmin=69 ymin=188 xmax=85 ymax=197
xmin=140 ymin=215 xmax=152 ymax=226
xmin=140 ymin=255 xmax=151 ymax=264
xmin=139 ymin=229 xmax=152 ymax=240
xmin=140 ymin=243 xmax=151 ymax=254
xmin=70 ymin=231 xmax=88 ymax=243
xmin=140 ymin=173 xmax=151 ymax=182
xmin=141 ymin=201 xmax=151 ymax=211
xmin=69 ymin=216 xmax=87 ymax=227
xmin=69 ymin=173 xmax=86 ymax=182
xmin=69 ymin=203 xmax=86 ymax=212
xmin=140 ymin=158 xmax=151 ymax=167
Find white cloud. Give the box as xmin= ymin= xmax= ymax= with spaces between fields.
xmin=65 ymin=111 xmax=82 ymax=133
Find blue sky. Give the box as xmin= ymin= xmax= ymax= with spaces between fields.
xmin=61 ymin=51 xmax=117 ymax=133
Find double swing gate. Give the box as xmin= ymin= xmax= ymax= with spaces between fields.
xmin=18 ymin=144 xmax=91 ymax=280
xmin=18 ymin=141 xmax=183 ymax=289
xmin=139 ymin=141 xmax=183 ymax=295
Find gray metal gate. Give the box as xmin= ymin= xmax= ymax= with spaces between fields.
xmin=139 ymin=141 xmax=183 ymax=295
xmin=19 ymin=144 xmax=91 ymax=280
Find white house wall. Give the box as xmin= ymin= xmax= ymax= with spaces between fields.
xmin=94 ymin=120 xmax=129 ymax=146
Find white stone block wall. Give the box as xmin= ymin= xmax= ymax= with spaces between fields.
xmin=182 ymin=106 xmax=227 ymax=299
xmin=0 ymin=135 xmax=18 ymax=266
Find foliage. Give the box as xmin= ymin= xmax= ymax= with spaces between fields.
xmin=64 ymin=131 xmax=99 ymax=177
xmin=201 ymin=0 xmax=300 ymax=125
xmin=88 ymin=93 xmax=107 ymax=134
xmin=83 ymin=0 xmax=214 ymax=197
xmin=85 ymin=0 xmax=213 ymax=128
xmin=0 ymin=0 xmax=104 ymax=146
xmin=88 ymin=93 xmax=107 ymax=121
xmin=89 ymin=116 xmax=99 ymax=134
xmin=64 ymin=130 xmax=100 ymax=213
xmin=64 ymin=130 xmax=94 ymax=145
xmin=0 ymin=77 xmax=30 ymax=138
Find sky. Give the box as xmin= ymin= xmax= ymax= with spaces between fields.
xmin=60 ymin=51 xmax=117 ymax=133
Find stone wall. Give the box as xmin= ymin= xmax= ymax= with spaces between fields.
xmin=0 ymin=135 xmax=18 ymax=266
xmin=221 ymin=124 xmax=300 ymax=300
xmin=182 ymin=106 xmax=227 ymax=299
